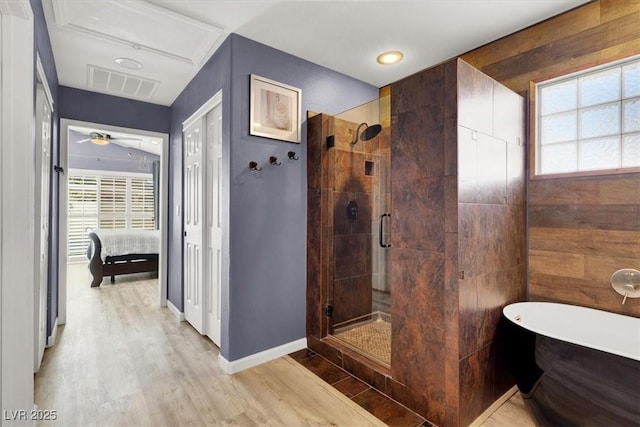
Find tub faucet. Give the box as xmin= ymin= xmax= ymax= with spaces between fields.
xmin=610 ymin=269 xmax=640 ymax=304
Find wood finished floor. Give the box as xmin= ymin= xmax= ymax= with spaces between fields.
xmin=479 ymin=393 xmax=534 ymax=427
xmin=34 ymin=264 xmax=384 ymax=426
xmin=35 ymin=263 xmax=535 ymax=426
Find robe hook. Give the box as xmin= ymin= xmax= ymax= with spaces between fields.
xmin=249 ymin=161 xmax=262 ymax=171
xmin=269 ymin=156 xmax=281 ymax=166
xmin=288 ymin=151 xmax=299 ymax=160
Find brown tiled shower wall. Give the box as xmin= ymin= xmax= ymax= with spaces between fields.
xmin=331 ymin=118 xmax=391 ymax=324
xmin=307 ymin=59 xmax=526 ymax=427
xmin=307 ymin=112 xmax=391 ymax=335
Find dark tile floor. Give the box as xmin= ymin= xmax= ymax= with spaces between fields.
xmin=290 ymin=349 xmax=435 ymax=427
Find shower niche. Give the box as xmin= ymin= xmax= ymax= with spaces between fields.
xmin=308 ymin=58 xmax=526 ymax=427
xmin=307 ymin=99 xmax=393 ymax=367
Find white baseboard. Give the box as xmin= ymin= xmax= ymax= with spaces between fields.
xmin=46 ymin=317 xmax=58 ymax=347
xmin=469 ymin=385 xmax=519 ymax=427
xmin=218 ymin=338 xmax=307 ymax=375
xmin=167 ymin=300 xmax=185 ymax=321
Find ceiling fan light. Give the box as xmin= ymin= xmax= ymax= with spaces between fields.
xmin=90 ymin=137 xmax=109 ymax=145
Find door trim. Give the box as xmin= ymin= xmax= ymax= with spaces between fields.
xmin=58 ymin=119 xmax=170 ymax=326
xmin=36 ymin=55 xmax=54 ymax=110
xmin=182 ymin=91 xmax=223 ymax=129
xmin=34 ymin=55 xmax=54 ymax=372
xmin=0 ymin=0 xmax=35 ymax=413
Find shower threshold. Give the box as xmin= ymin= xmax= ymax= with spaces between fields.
xmin=332 ymin=311 xmax=391 ymax=367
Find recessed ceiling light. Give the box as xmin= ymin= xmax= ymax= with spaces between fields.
xmin=114 ymin=57 xmax=143 ymax=70
xmin=376 ymin=51 xmax=404 ymax=65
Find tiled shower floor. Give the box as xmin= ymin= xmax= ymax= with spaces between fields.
xmin=333 ymin=316 xmax=391 ymax=366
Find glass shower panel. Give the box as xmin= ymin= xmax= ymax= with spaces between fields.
xmin=327 ymin=99 xmax=392 ymax=367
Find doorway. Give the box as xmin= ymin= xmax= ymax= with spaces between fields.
xmin=34 ymin=56 xmax=54 ymax=372
xmin=182 ymin=91 xmax=222 ymax=346
xmin=57 ymin=119 xmax=169 ymax=329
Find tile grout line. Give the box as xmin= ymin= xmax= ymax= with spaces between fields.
xmin=349 ymin=387 xmax=373 ymax=400
xmin=292 ymin=350 xmax=429 ymax=426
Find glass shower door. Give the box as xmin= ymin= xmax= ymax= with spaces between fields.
xmin=326 ymin=99 xmax=392 ymax=367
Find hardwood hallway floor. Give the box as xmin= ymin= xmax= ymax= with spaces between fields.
xmin=35 ymin=263 xmax=384 ymax=426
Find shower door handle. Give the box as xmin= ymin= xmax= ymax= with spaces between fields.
xmin=379 ymin=213 xmax=391 ymax=248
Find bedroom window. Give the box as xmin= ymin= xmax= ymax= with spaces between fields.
xmin=130 ymin=177 xmax=156 ymax=229
xmin=99 ymin=177 xmax=127 ymax=229
xmin=68 ymin=171 xmax=156 ymax=258
xmin=535 ymin=56 xmax=640 ymax=176
xmin=68 ymin=176 xmax=98 ymax=258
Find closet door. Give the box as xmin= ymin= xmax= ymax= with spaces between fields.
xmin=205 ymin=104 xmax=222 ymax=346
xmin=183 ymin=118 xmax=204 ymax=333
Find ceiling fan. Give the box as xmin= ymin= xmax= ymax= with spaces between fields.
xmin=75 ymin=131 xmax=142 ymax=146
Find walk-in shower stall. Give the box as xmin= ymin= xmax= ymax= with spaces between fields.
xmin=321 ymin=100 xmax=392 ymax=367
xmin=307 ymin=59 xmax=527 ymax=426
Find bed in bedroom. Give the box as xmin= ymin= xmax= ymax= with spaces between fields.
xmin=87 ymin=229 xmax=160 ymax=287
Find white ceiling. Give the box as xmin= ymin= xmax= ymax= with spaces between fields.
xmin=44 ymin=0 xmax=591 ymax=107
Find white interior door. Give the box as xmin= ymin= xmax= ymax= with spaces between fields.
xmin=205 ymin=104 xmax=222 ymax=345
xmin=183 ymin=118 xmax=204 ymax=333
xmin=34 ymin=82 xmax=52 ymax=372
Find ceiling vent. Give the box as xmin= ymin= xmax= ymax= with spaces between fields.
xmin=87 ymin=65 xmax=159 ymax=100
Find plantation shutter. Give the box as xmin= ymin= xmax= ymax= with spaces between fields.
xmin=99 ymin=177 xmax=127 ymax=229
xmin=130 ymin=177 xmax=156 ymax=230
xmin=67 ymin=172 xmax=155 ymax=258
xmin=67 ymin=175 xmax=98 ymax=257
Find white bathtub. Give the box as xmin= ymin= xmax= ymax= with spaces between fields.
xmin=503 ymin=301 xmax=640 ymax=362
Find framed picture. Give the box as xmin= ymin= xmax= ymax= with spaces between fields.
xmin=250 ymin=74 xmax=302 ymax=143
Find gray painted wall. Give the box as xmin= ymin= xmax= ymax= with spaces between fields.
xmin=58 ymin=86 xmax=171 ymax=134
xmin=227 ymin=35 xmax=377 ymax=360
xmin=169 ymin=33 xmax=378 ymax=361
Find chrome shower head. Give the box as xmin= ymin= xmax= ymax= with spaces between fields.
xmin=351 ymin=123 xmax=382 ymax=145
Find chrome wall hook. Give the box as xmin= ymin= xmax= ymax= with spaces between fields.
xmin=269 ymin=156 xmax=281 ymax=166
xmin=288 ymin=151 xmax=299 ymax=160
xmin=249 ymin=161 xmax=262 ymax=171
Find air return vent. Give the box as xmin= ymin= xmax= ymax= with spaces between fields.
xmin=87 ymin=65 xmax=159 ymax=100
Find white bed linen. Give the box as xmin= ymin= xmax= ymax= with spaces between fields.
xmin=94 ymin=229 xmax=160 ymax=262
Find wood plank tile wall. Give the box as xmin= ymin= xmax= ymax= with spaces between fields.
xmin=460 ymin=0 xmax=640 ymax=317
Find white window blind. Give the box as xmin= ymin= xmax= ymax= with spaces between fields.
xmin=67 ymin=172 xmax=156 ymax=258
xmin=99 ymin=177 xmax=127 ymax=229
xmin=536 ymin=56 xmax=640 ymax=176
xmin=68 ymin=176 xmax=98 ymax=257
xmin=130 ymin=177 xmax=156 ymax=230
